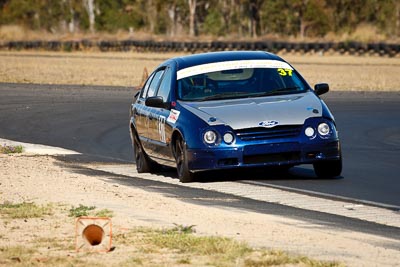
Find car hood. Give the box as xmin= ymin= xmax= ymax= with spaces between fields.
xmin=179 ymin=92 xmax=322 ymax=129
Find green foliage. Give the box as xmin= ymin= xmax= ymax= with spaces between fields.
xmin=140 ymin=225 xmax=341 ymax=266
xmin=95 ymin=0 xmax=145 ymax=32
xmin=68 ymin=204 xmax=95 ymax=217
xmin=170 ymin=223 xmax=196 ymax=234
xmin=1 ymin=0 xmax=59 ymax=31
xmin=261 ymin=1 xmax=297 ymax=36
xmin=326 ymin=0 xmax=399 ymax=36
xmin=203 ymin=8 xmax=225 ymax=36
xmin=0 ymin=0 xmax=398 ymax=38
xmin=148 ymin=228 xmax=251 ymax=258
xmin=261 ymin=0 xmax=331 ymax=38
xmin=0 ymin=144 xmax=23 ymax=154
xmin=68 ymin=205 xmax=113 ymax=217
xmin=94 ymin=208 xmax=113 ymax=218
xmin=302 ymin=0 xmax=332 ymax=37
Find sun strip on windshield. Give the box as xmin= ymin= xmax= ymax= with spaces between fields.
xmin=177 ymin=60 xmax=293 ymax=80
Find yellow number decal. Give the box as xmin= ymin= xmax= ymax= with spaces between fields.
xmin=277 ymin=68 xmax=286 ymax=76
xmin=277 ymin=68 xmax=293 ymax=76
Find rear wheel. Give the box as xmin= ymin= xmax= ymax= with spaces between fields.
xmin=174 ymin=136 xmax=196 ymax=183
xmin=313 ymin=158 xmax=342 ymax=178
xmin=132 ymin=131 xmax=158 ymax=173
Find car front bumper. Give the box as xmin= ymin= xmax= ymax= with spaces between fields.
xmin=186 ymin=140 xmax=341 ymax=172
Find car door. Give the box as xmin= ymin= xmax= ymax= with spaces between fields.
xmin=134 ymin=70 xmax=163 ymax=151
xmin=134 ymin=72 xmax=153 ymax=139
xmin=145 ymin=66 xmax=175 ymax=165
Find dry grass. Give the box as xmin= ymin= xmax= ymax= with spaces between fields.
xmin=2 ymin=23 xmax=400 ymax=43
xmin=284 ymin=54 xmax=400 ymax=91
xmin=0 ymin=25 xmax=164 ymax=42
xmin=113 ymin=227 xmax=343 ymax=267
xmin=0 ymin=25 xmax=28 ymax=41
xmin=0 ymin=51 xmax=175 ymax=87
xmin=0 ymin=144 xmax=23 ymax=154
xmin=0 ymin=202 xmax=53 ymax=219
xmin=0 ymin=202 xmax=342 ymax=267
xmin=0 ymin=51 xmax=399 ymax=91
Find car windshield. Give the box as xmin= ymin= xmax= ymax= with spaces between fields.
xmin=176 ymin=63 xmax=309 ymax=101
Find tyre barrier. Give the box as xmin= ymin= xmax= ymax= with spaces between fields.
xmin=1 ymin=39 xmax=399 ymax=57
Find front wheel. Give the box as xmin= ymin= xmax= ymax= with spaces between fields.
xmin=174 ymin=136 xmax=196 ymax=183
xmin=313 ymin=158 xmax=342 ymax=178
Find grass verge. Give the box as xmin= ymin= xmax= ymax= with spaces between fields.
xmin=114 ymin=227 xmax=343 ymax=267
xmin=68 ymin=204 xmax=113 ymax=217
xmin=0 ymin=203 xmax=342 ymax=267
xmin=0 ymin=202 xmax=53 ymax=219
xmin=0 ymin=202 xmax=343 ymax=266
xmin=0 ymin=144 xmax=23 ymax=154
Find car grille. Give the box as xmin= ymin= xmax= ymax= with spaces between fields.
xmin=234 ymin=125 xmax=302 ymax=141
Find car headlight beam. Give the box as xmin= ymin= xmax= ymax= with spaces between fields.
xmin=318 ymin=123 xmax=330 ymax=136
xmin=204 ymin=130 xmax=217 ymax=144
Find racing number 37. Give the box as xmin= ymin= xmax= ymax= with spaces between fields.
xmin=277 ymin=68 xmax=293 ymax=76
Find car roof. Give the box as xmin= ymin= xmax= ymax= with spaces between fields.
xmin=163 ymin=51 xmax=285 ymax=71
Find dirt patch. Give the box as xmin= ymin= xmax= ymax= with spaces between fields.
xmin=1 ymin=153 xmax=399 ymax=266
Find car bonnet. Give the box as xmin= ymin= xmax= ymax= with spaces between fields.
xmin=179 ymin=92 xmax=322 ymax=129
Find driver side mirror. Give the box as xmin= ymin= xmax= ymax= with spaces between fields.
xmin=145 ymin=96 xmax=168 ymax=109
xmin=314 ymin=83 xmax=329 ymax=96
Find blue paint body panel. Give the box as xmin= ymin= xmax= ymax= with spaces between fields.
xmin=130 ymin=51 xmax=341 ymax=175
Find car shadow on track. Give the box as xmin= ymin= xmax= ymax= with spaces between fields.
xmin=155 ymin=165 xmax=344 ymax=183
xmin=55 ymin=154 xmax=343 ymax=184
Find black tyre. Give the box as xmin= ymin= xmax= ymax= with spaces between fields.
xmin=174 ymin=136 xmax=196 ymax=183
xmin=132 ymin=131 xmax=157 ymax=173
xmin=313 ymin=158 xmax=342 ymax=178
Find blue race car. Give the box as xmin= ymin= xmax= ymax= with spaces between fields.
xmin=129 ymin=51 xmax=342 ymax=182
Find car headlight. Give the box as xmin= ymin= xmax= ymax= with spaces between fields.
xmin=204 ymin=130 xmax=217 ymax=144
xmin=318 ymin=123 xmax=330 ymax=136
xmin=305 ymin=127 xmax=315 ymax=137
xmin=223 ymin=132 xmax=235 ymax=144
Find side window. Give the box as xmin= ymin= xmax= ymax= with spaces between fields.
xmin=140 ymin=72 xmax=155 ymax=98
xmin=157 ymin=67 xmax=172 ymax=101
xmin=147 ymin=69 xmax=165 ymax=98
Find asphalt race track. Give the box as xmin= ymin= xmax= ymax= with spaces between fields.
xmin=1 ymin=83 xmax=399 ymax=208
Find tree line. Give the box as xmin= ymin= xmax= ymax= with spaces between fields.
xmin=1 ymin=0 xmax=399 ymax=40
